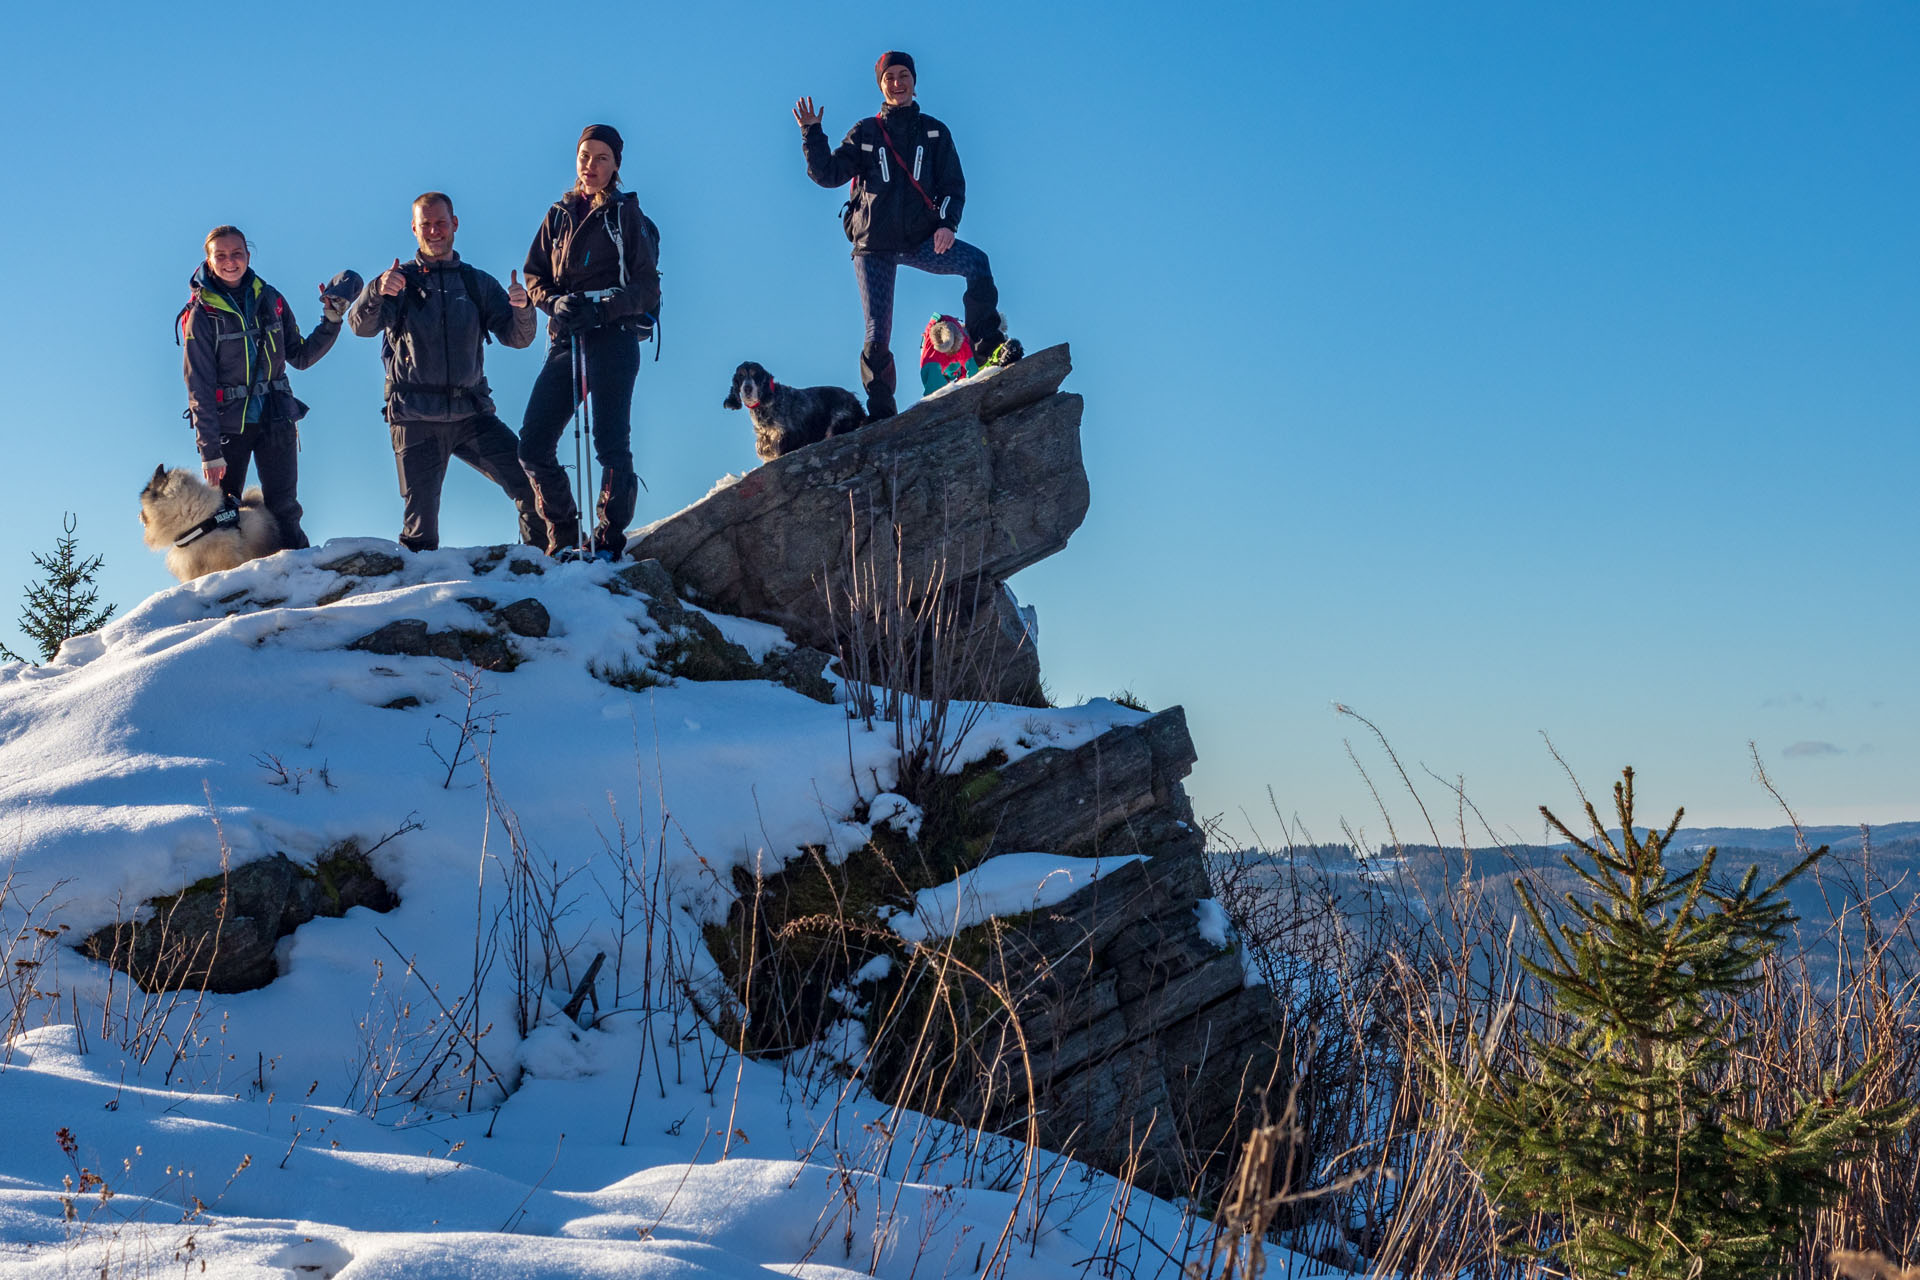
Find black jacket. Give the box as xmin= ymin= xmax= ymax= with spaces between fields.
xmin=180 ymin=266 xmax=339 ymax=461
xmin=346 ymin=252 xmax=536 ymax=423
xmin=522 ymin=191 xmax=661 ymax=337
xmin=803 ymin=101 xmax=965 ymax=255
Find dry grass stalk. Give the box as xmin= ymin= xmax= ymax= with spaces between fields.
xmin=822 ymin=483 xmax=1001 ymax=799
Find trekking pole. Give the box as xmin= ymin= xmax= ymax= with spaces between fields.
xmin=569 ymin=336 xmax=591 ymax=555
xmin=569 ymin=335 xmax=583 ymax=545
xmin=576 ymin=336 xmax=595 ymax=554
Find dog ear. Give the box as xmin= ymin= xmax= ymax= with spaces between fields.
xmin=152 ymin=464 xmax=169 ymax=486
xmin=723 ymin=377 xmax=742 ymax=411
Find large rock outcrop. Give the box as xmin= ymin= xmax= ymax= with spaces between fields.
xmin=632 ymin=344 xmax=1087 ymax=705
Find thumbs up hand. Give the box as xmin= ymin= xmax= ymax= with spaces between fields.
xmin=379 ymin=258 xmax=407 ymax=297
xmin=508 ymin=269 xmax=528 ymax=309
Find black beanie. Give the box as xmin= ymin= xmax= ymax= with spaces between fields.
xmin=875 ymin=51 xmax=915 ymax=86
xmin=578 ymin=124 xmax=624 ymax=167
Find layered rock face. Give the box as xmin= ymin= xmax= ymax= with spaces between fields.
xmin=717 ymin=708 xmax=1283 ymax=1202
xmin=966 ymin=709 xmax=1281 ymax=1197
xmin=632 ymin=344 xmax=1088 ymax=705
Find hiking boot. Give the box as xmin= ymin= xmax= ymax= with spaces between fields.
xmin=517 ymin=511 xmax=550 ymax=552
xmin=980 ymin=338 xmax=1023 ymax=368
xmin=592 ymin=471 xmax=640 ymax=557
xmin=543 ymin=515 xmax=580 ymax=557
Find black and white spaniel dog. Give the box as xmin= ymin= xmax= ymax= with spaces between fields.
xmin=723 ymin=361 xmax=867 ymax=463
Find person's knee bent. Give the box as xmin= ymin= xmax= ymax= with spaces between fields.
xmin=959 ymin=243 xmax=993 ymax=284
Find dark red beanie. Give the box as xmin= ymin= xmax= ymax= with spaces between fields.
xmin=875 ymin=51 xmax=915 ymax=86
xmin=578 ymin=124 xmax=624 ymax=167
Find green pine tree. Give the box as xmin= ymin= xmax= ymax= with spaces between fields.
xmin=1453 ymin=767 xmax=1912 ymax=1280
xmin=0 ymin=513 xmax=117 ymax=665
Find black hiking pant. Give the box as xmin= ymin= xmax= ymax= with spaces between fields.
xmin=391 ymin=414 xmax=547 ymax=552
xmin=854 ymin=236 xmax=1003 ymax=420
xmin=519 ymin=327 xmax=641 ymax=555
xmin=218 ymin=418 xmax=307 ymax=549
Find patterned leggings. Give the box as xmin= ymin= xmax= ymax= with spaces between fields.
xmin=854 ymin=236 xmax=1002 ymax=417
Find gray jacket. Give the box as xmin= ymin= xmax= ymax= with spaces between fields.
xmin=347 ymin=252 xmax=536 ymax=423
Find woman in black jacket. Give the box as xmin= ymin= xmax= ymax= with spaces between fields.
xmin=179 ymin=225 xmax=343 ymax=548
xmin=518 ymin=124 xmax=661 ymax=559
xmin=796 ymin=52 xmax=1019 ymax=420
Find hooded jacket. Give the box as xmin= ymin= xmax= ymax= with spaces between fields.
xmin=180 ymin=266 xmax=340 ymax=462
xmin=346 ymin=252 xmax=536 ymax=423
xmin=522 ymin=191 xmax=661 ymax=338
xmin=802 ymin=101 xmax=965 ymax=255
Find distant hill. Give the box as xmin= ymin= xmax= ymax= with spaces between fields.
xmin=1668 ymin=822 xmax=1920 ymax=854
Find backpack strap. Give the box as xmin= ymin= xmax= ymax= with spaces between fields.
xmin=606 ymin=198 xmax=629 ymax=289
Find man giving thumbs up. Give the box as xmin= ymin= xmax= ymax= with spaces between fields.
xmin=346 ymin=191 xmax=546 ymax=552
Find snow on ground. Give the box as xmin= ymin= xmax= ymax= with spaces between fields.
xmin=0 ymin=542 xmax=1353 ymax=1278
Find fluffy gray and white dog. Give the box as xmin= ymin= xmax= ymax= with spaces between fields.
xmin=722 ymin=361 xmax=866 ymax=463
xmin=139 ymin=465 xmax=284 ymax=582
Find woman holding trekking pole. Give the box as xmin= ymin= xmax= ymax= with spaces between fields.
xmin=518 ymin=124 xmax=661 ymax=560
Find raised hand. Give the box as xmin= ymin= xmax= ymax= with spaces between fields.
xmin=379 ymin=258 xmax=406 ymax=297
xmin=793 ymin=96 xmax=822 ymax=130
xmin=507 ymin=269 xmax=528 ymax=308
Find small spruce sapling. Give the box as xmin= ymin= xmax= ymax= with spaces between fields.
xmin=1 ymin=513 xmax=116 ymax=665
xmin=1452 ymin=767 xmax=1913 ymax=1280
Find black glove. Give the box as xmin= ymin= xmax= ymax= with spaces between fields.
xmin=597 ymin=286 xmax=627 ymax=320
xmin=551 ymin=293 xmax=600 ymax=334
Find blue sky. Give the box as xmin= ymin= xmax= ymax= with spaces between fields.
xmin=1 ymin=2 xmax=1914 ymax=842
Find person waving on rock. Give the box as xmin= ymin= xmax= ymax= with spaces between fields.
xmin=796 ymin=51 xmax=1020 ymax=421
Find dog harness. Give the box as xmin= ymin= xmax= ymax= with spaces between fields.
xmin=172 ymin=497 xmax=243 ymax=549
